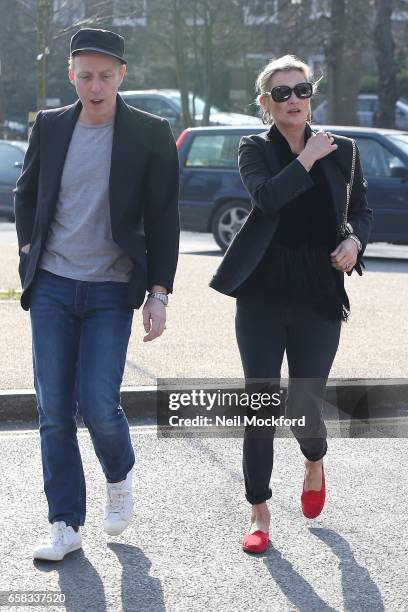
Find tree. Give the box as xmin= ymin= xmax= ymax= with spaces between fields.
xmin=171 ymin=0 xmax=194 ymax=127
xmin=36 ymin=0 xmax=53 ymax=109
xmin=14 ymin=0 xmax=116 ymax=113
xmin=0 ymin=0 xmax=37 ymax=126
xmin=325 ymin=0 xmax=371 ymax=125
xmin=147 ymin=0 xmax=248 ymax=127
xmin=374 ymin=0 xmax=397 ymax=127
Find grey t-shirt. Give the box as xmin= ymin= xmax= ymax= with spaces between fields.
xmin=40 ymin=118 xmax=133 ymax=282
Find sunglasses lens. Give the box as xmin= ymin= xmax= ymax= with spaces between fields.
xmin=295 ymin=83 xmax=313 ymax=98
xmin=271 ymin=86 xmax=292 ymax=102
xmin=270 ymin=83 xmax=312 ymax=102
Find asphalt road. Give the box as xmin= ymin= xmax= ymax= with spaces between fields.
xmin=1 ymin=426 xmax=407 ymax=612
xmin=0 ymin=225 xmax=407 ymax=611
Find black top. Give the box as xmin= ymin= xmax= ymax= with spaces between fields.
xmin=239 ymin=124 xmax=349 ymax=321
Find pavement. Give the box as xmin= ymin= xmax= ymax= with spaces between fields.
xmin=0 ymin=228 xmax=407 ymax=611
xmin=0 ymin=427 xmax=407 ymax=611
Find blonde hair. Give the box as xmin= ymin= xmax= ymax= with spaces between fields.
xmin=254 ymin=54 xmax=323 ymax=123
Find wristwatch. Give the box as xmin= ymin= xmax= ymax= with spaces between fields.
xmin=148 ymin=291 xmax=168 ymax=306
xmin=347 ymin=233 xmax=362 ymax=252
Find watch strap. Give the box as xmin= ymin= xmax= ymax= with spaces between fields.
xmin=148 ymin=291 xmax=168 ymax=306
xmin=347 ymin=233 xmax=362 ymax=252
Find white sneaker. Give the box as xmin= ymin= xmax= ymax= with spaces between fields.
xmin=103 ymin=468 xmax=134 ymax=536
xmin=33 ymin=521 xmax=82 ymax=561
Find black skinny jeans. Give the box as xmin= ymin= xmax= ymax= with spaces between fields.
xmin=235 ymin=292 xmax=341 ymax=505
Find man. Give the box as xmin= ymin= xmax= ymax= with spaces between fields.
xmin=14 ymin=28 xmax=180 ymax=561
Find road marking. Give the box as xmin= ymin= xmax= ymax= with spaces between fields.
xmin=0 ymin=424 xmax=159 ymax=438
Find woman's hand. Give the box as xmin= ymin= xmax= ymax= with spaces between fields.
xmin=330 ymin=238 xmax=359 ymax=273
xmin=298 ymin=130 xmax=338 ymax=171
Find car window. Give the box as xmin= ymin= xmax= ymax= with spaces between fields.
xmin=358 ymin=99 xmax=376 ymax=112
xmin=122 ymin=96 xmax=176 ymax=116
xmin=185 ymin=134 xmax=241 ymax=168
xmin=166 ymin=91 xmax=220 ymax=115
xmin=143 ymin=98 xmax=176 ymax=116
xmin=355 ymin=137 xmax=405 ymax=177
xmin=386 ymin=134 xmax=408 ymax=157
xmin=124 ymin=96 xmax=149 ymax=111
xmin=0 ymin=143 xmax=24 ymax=183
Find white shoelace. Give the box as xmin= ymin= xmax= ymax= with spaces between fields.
xmin=106 ymin=487 xmax=129 ymax=513
xmin=50 ymin=522 xmax=67 ymax=546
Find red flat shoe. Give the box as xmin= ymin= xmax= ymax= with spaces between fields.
xmin=242 ymin=530 xmax=269 ymax=553
xmin=301 ymin=463 xmax=326 ymax=519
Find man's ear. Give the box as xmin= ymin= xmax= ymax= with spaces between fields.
xmin=119 ymin=64 xmax=126 ymax=85
xmin=68 ymin=67 xmax=75 ymax=85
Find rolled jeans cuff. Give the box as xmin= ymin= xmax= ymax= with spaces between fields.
xmin=245 ymin=488 xmax=272 ymax=505
xmin=300 ymin=439 xmax=328 ymax=462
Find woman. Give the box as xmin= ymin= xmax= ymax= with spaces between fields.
xmin=209 ymin=55 xmax=372 ymax=554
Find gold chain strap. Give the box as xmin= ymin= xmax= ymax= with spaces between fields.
xmin=342 ymin=139 xmax=356 ymax=233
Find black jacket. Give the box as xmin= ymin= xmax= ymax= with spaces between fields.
xmin=14 ymin=94 xmax=180 ymax=311
xmin=209 ymin=122 xmax=373 ymax=297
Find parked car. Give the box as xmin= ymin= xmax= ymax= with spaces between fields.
xmin=176 ymin=125 xmax=408 ymax=250
xmin=120 ymin=89 xmax=261 ymax=137
xmin=312 ymin=95 xmax=408 ymax=129
xmin=0 ymin=140 xmax=28 ymax=221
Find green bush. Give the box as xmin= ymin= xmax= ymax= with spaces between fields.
xmin=360 ymin=74 xmax=378 ymax=93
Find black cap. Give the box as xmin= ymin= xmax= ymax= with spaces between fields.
xmin=70 ymin=28 xmax=127 ymax=64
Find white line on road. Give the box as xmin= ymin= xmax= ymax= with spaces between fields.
xmin=0 ymin=424 xmax=159 ymax=438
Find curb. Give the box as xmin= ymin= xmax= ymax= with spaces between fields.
xmin=0 ymin=386 xmax=158 ymax=422
xmin=0 ymin=381 xmax=407 ymax=423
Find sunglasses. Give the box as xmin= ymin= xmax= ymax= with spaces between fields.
xmin=268 ymin=82 xmax=313 ymax=103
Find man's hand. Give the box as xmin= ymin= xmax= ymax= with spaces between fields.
xmin=330 ymin=238 xmax=359 ymax=272
xmin=21 ymin=243 xmax=31 ymax=254
xmin=142 ymin=296 xmax=166 ymax=342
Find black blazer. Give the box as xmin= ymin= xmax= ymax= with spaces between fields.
xmin=209 ymin=122 xmax=373 ymax=297
xmin=14 ymin=94 xmax=180 ymax=311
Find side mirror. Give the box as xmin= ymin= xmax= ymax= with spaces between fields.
xmin=390 ymin=165 xmax=408 ymax=179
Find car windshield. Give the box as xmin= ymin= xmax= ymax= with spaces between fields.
xmin=385 ymin=134 xmax=408 ymax=157
xmin=166 ymin=91 xmax=221 ymax=115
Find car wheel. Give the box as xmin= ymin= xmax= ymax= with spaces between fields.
xmin=211 ymin=200 xmax=250 ymax=252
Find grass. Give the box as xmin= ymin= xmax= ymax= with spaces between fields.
xmin=0 ymin=288 xmax=22 ymax=301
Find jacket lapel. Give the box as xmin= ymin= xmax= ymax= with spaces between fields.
xmin=41 ymin=100 xmax=82 ymax=230
xmin=265 ymin=122 xmax=346 ymax=233
xmin=109 ymin=94 xmax=145 ymax=230
xmin=40 ymin=95 xmax=145 ymax=237
xmin=306 ymin=123 xmax=346 ymax=234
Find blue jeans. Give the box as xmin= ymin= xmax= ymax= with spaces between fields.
xmin=30 ymin=269 xmax=135 ymax=526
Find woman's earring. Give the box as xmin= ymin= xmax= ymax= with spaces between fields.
xmin=262 ymin=109 xmax=271 ymax=124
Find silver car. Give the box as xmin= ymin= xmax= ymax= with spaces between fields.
xmin=312 ymin=95 xmax=408 ymax=129
xmin=120 ymin=89 xmax=261 ymax=137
